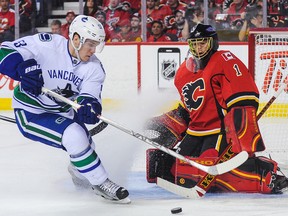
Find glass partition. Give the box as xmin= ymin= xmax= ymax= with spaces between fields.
xmin=1 ymin=0 xmax=287 ymax=44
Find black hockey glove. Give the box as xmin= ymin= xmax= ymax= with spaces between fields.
xmin=17 ymin=59 xmax=44 ymax=96
xmin=78 ymin=97 xmax=102 ymax=124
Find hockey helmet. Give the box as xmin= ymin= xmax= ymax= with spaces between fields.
xmin=187 ymin=23 xmax=219 ymax=59
xmin=69 ymin=15 xmax=106 ymax=53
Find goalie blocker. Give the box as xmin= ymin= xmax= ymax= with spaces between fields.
xmin=145 ymin=106 xmax=288 ymax=194
xmin=144 ymin=104 xmax=189 ymax=149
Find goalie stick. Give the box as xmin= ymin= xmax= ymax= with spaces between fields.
xmin=157 ymin=82 xmax=288 ymax=199
xmin=41 ymin=87 xmax=249 ymax=176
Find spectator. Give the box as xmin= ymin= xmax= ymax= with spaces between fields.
xmin=95 ymin=10 xmax=110 ymax=41
xmin=147 ymin=20 xmax=172 ymax=42
xmin=166 ymin=0 xmax=187 ymax=14
xmin=50 ymin=19 xmax=62 ymax=35
xmin=122 ymin=1 xmax=133 ymax=15
xmin=19 ymin=0 xmax=37 ymax=37
xmin=224 ymin=0 xmax=248 ymax=24
xmin=83 ymin=0 xmax=99 ymax=17
xmin=34 ymin=0 xmax=48 ymax=27
xmin=102 ymin=0 xmax=110 ymax=8
xmin=130 ymin=12 xmax=142 ymax=41
xmin=123 ymin=0 xmax=141 ymax=13
xmin=181 ymin=5 xmax=204 ymax=40
xmin=238 ymin=4 xmax=263 ymax=41
xmin=61 ymin=10 xmax=76 ymax=39
xmin=144 ymin=0 xmax=172 ymax=38
xmin=208 ymin=0 xmax=223 ymax=22
xmin=104 ymin=0 xmax=130 ymax=37
xmin=0 ymin=0 xmax=15 ymax=43
xmin=166 ymin=10 xmax=185 ymax=41
xmin=267 ymin=0 xmax=288 ymax=27
xmin=109 ymin=18 xmax=133 ymax=42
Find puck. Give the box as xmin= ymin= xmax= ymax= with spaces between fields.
xmin=171 ymin=207 xmax=182 ymax=214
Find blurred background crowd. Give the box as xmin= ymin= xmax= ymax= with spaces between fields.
xmin=0 ymin=0 xmax=287 ymax=43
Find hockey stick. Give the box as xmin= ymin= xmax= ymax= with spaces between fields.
xmin=0 ymin=115 xmax=16 ymax=123
xmin=157 ymin=82 xmax=288 ymax=198
xmin=157 ymin=145 xmax=235 ymax=198
xmin=41 ymin=87 xmax=248 ymax=176
xmin=257 ymin=83 xmax=286 ymax=121
xmin=0 ymin=113 xmax=107 ymax=136
xmin=88 ymin=121 xmax=108 ymax=136
xmin=0 ymin=113 xmax=108 ymax=137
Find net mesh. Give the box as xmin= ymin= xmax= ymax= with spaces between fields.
xmin=252 ymin=32 xmax=288 ymax=165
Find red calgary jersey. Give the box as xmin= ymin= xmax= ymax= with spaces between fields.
xmin=0 ymin=9 xmax=15 ymax=33
xmin=174 ymin=50 xmax=259 ymax=136
xmin=60 ymin=23 xmax=69 ymax=39
xmin=147 ymin=34 xmax=172 ymax=42
xmin=144 ymin=5 xmax=172 ymax=26
xmin=226 ymin=1 xmax=248 ymax=22
xmin=105 ymin=7 xmax=130 ymax=33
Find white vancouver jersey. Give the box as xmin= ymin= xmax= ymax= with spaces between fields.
xmin=2 ymin=33 xmax=105 ymax=117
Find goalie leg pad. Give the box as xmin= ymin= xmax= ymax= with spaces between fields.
xmin=218 ymin=156 xmax=278 ymax=193
xmin=146 ymin=149 xmax=176 ymax=183
xmin=224 ymin=106 xmax=265 ymax=153
xmin=175 ymin=157 xmax=218 ymax=189
xmin=174 ymin=155 xmax=282 ymax=194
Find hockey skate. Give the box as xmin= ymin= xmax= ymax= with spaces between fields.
xmin=271 ymin=174 xmax=288 ymax=194
xmin=92 ymin=178 xmax=131 ymax=204
xmin=68 ymin=164 xmax=92 ymax=189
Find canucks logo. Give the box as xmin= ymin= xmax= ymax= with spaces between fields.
xmin=48 ymin=84 xmax=77 ymax=105
xmin=161 ymin=60 xmax=177 ymax=80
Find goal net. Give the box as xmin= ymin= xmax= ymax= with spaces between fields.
xmin=248 ymin=28 xmax=288 ymax=165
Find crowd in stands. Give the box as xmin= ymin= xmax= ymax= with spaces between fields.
xmin=0 ymin=0 xmax=37 ymax=43
xmin=1 ymin=0 xmax=288 ymax=43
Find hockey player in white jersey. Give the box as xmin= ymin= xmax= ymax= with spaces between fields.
xmin=0 ymin=15 xmax=130 ymax=203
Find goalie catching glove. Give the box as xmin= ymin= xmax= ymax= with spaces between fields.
xmin=144 ymin=104 xmax=190 ymax=149
xmin=77 ymin=97 xmax=102 ymax=124
xmin=17 ymin=59 xmax=44 ymax=96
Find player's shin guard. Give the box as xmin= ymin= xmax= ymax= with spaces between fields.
xmin=69 ymin=146 xmax=108 ymax=185
xmin=62 ymin=123 xmax=108 ymax=185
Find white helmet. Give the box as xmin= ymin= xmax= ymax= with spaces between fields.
xmin=69 ymin=15 xmax=106 ymax=53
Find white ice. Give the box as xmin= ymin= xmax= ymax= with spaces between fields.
xmin=1 ymin=107 xmax=288 ymax=216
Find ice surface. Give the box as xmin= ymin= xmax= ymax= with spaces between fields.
xmin=1 ymin=110 xmax=288 ymax=216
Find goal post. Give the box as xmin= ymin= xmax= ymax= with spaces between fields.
xmin=248 ymin=28 xmax=288 ymax=164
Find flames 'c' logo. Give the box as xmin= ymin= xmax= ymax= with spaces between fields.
xmin=182 ymin=78 xmax=205 ymax=111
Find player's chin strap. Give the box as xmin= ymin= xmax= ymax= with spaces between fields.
xmin=41 ymin=87 xmax=249 ymax=176
xmin=71 ymin=40 xmax=82 ymax=61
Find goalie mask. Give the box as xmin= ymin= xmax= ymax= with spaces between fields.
xmin=186 ymin=23 xmax=219 ymax=70
xmin=69 ymin=15 xmax=106 ymax=58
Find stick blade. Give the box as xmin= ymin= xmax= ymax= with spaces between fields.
xmin=208 ymin=151 xmax=249 ymax=175
xmin=156 ymin=177 xmax=202 ymax=199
